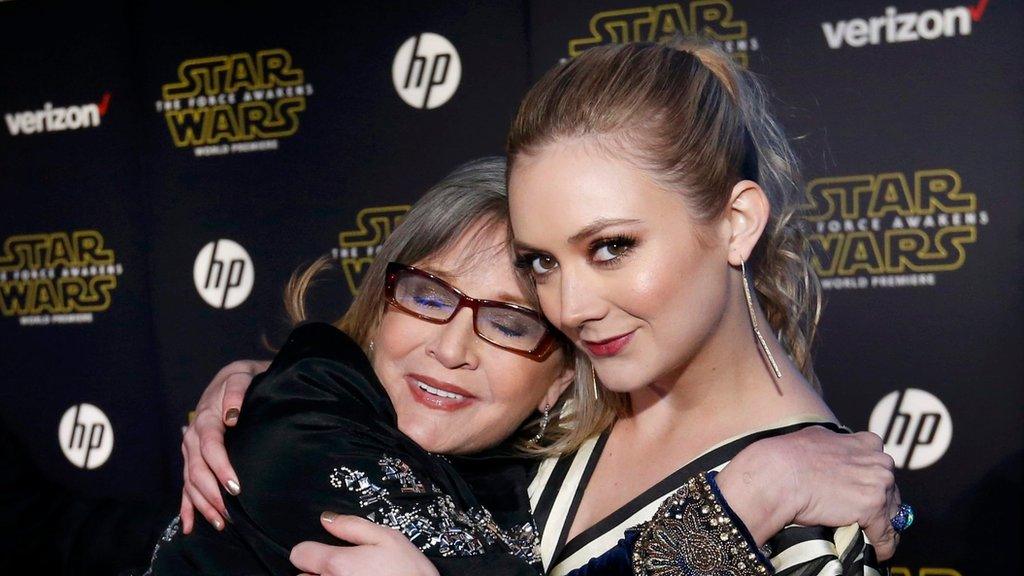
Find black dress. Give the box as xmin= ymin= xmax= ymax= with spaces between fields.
xmin=145 ymin=322 xmax=541 ymax=576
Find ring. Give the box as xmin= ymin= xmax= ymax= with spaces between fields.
xmin=890 ymin=503 xmax=915 ymax=534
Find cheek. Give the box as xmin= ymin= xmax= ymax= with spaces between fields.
xmin=470 ymin=356 xmax=559 ymax=441
xmin=486 ymin=356 xmax=551 ymax=412
xmin=638 ymin=243 xmax=729 ymax=338
xmin=372 ymin=313 xmax=425 ymax=391
xmin=630 ymin=242 xmax=728 ymax=333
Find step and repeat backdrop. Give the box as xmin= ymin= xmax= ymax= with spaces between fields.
xmin=1 ymin=0 xmax=1020 ymax=573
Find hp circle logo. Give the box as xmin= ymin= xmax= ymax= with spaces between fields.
xmin=392 ymin=33 xmax=461 ymax=109
xmin=193 ymin=239 xmax=254 ymax=309
xmin=58 ymin=403 xmax=114 ymax=469
xmin=869 ymin=388 xmax=952 ymax=470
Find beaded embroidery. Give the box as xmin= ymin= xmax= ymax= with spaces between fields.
xmin=631 ymin=475 xmax=768 ymax=576
xmin=141 ymin=516 xmax=181 ymax=576
xmin=380 ymin=455 xmax=426 ymax=493
xmin=329 ymin=455 xmax=541 ymax=564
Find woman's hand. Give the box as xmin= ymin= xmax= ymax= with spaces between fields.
xmin=290 ymin=513 xmax=439 ymax=576
xmin=179 ymin=359 xmax=270 ymax=534
xmin=716 ymin=425 xmax=901 ymax=560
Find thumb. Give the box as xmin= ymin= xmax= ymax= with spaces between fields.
xmin=320 ymin=512 xmax=397 ymax=545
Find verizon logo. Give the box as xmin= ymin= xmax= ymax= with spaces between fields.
xmin=4 ymin=93 xmax=111 ymax=136
xmin=822 ymin=2 xmax=987 ymax=49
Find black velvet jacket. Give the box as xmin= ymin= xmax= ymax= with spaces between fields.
xmin=146 ymin=322 xmax=541 ymax=576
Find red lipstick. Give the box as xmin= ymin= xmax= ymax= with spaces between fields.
xmin=405 ymin=374 xmax=476 ymax=412
xmin=582 ymin=331 xmax=635 ymax=357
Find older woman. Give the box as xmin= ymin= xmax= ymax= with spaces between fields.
xmin=176 ymin=156 xmax=900 ymax=576
xmin=144 ymin=158 xmax=574 ymax=575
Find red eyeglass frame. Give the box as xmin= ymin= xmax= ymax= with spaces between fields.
xmin=384 ymin=261 xmax=558 ymax=361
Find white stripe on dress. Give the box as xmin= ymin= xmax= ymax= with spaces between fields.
xmin=771 ymin=539 xmax=839 ymax=572
xmin=539 ymin=436 xmax=599 ymax=571
xmin=529 ymin=456 xmax=559 ymax=513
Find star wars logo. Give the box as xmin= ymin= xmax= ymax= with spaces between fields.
xmin=0 ymin=231 xmax=123 ymax=326
xmin=154 ymin=48 xmax=314 ymax=157
xmin=332 ymin=206 xmax=410 ymax=295
xmin=800 ymin=169 xmax=989 ymax=290
xmin=568 ymin=2 xmax=758 ymax=66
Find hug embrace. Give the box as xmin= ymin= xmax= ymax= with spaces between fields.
xmin=143 ymin=38 xmax=908 ymax=576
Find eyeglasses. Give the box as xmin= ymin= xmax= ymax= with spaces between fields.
xmin=384 ymin=262 xmax=557 ymax=360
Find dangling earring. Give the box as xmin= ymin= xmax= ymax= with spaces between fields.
xmin=741 ymin=259 xmax=782 ymax=379
xmin=591 ymin=365 xmax=600 ymax=398
xmin=368 ymin=340 xmax=375 ymax=353
xmin=532 ymin=404 xmax=551 ymax=443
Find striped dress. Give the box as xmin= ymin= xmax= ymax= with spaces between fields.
xmin=528 ymin=421 xmax=886 ymax=576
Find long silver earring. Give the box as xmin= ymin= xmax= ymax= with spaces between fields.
xmin=368 ymin=340 xmax=375 ymax=353
xmin=741 ymin=259 xmax=782 ymax=380
xmin=591 ymin=365 xmax=600 ymax=398
xmin=532 ymin=404 xmax=551 ymax=443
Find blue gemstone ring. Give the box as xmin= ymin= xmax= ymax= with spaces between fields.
xmin=890 ymin=503 xmax=915 ymax=534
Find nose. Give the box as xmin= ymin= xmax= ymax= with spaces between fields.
xmin=555 ymin=265 xmax=608 ymax=334
xmin=426 ymin=307 xmax=479 ymax=369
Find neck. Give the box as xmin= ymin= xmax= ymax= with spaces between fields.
xmin=619 ymin=271 xmax=831 ymax=443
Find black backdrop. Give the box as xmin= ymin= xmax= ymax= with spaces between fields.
xmin=1 ymin=1 xmax=1020 ymax=573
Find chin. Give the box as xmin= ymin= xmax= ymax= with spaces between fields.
xmin=595 ymin=363 xmax=653 ymax=393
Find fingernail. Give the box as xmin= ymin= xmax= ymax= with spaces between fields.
xmin=320 ymin=511 xmax=338 ymax=524
xmin=213 ymin=518 xmax=223 ymax=531
xmin=225 ymin=408 xmax=240 ymax=424
xmin=226 ymin=479 xmax=241 ymax=495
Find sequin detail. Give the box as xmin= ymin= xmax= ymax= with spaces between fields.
xmin=141 ymin=516 xmax=181 ymax=576
xmin=329 ymin=456 xmax=540 ymax=564
xmin=380 ymin=455 xmax=426 ymax=493
xmin=631 ymin=475 xmax=768 ymax=576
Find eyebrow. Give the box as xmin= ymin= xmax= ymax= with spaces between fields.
xmin=567 ymin=218 xmax=643 ymax=244
xmin=511 ymin=218 xmax=643 ymax=254
xmin=421 ymin=265 xmax=531 ymax=307
xmin=493 ymin=291 xmax=531 ymax=307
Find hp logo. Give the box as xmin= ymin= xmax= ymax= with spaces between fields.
xmin=193 ymin=239 xmax=254 ymax=309
xmin=58 ymin=403 xmax=113 ymax=469
xmin=392 ymin=33 xmax=461 ymax=109
xmin=869 ymin=388 xmax=952 ymax=470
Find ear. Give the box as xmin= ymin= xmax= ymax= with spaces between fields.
xmin=725 ymin=180 xmax=770 ymax=266
xmin=538 ymin=362 xmax=575 ymax=412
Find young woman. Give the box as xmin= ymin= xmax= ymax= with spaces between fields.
xmin=502 ymin=39 xmax=901 ymax=574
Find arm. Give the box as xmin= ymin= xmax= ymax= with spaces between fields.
xmin=715 ymin=425 xmax=900 ymax=560
xmin=180 ymin=359 xmax=269 ymax=533
xmin=287 ymin=425 xmax=900 ymax=576
xmin=176 ymin=324 xmax=540 ymax=576
xmin=159 ymin=327 xmax=424 ymax=574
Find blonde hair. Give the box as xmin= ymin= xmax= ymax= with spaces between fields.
xmin=282 ymin=157 xmax=594 ymax=457
xmin=507 ymin=39 xmax=823 ymax=449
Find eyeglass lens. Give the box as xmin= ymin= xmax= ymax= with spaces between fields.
xmin=391 ymin=271 xmax=548 ymax=352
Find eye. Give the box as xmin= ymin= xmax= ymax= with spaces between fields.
xmin=412 ymin=294 xmax=447 ymax=309
xmin=490 ymin=320 xmax=527 ymax=338
xmin=515 ymin=253 xmax=558 ymax=277
xmin=531 ymin=255 xmax=558 ymax=275
xmin=591 ymin=236 xmax=636 ymax=264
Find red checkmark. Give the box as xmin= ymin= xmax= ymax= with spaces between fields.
xmin=97 ymin=92 xmax=112 ymax=116
xmin=970 ymin=0 xmax=989 ymax=22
